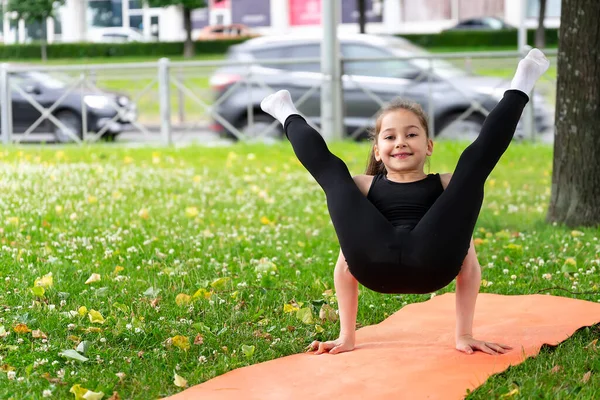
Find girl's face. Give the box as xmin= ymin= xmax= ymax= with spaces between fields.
xmin=373 ymin=109 xmax=433 ymax=172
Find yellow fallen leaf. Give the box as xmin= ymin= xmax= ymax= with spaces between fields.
xmin=70 ymin=384 xmax=88 ymax=400
xmin=571 ymin=230 xmax=585 ymax=237
xmin=192 ymin=288 xmax=211 ymax=299
xmin=85 ymin=273 xmax=101 ymax=284
xmin=88 ymin=310 xmax=105 ymax=324
xmin=83 ymin=327 xmax=102 ymax=333
xmin=113 ymin=266 xmax=124 ymax=275
xmin=283 ymin=304 xmax=299 ymax=314
xmin=172 ymin=335 xmax=190 ymax=351
xmin=78 ymin=306 xmax=88 ymax=316
xmin=32 ymin=329 xmax=48 ymax=339
xmin=83 ymin=390 xmax=105 ymax=400
xmin=88 ymin=196 xmax=98 ymax=204
xmin=34 ymin=272 xmax=54 ymax=288
xmin=13 ymin=323 xmax=31 ymax=334
xmin=175 ymin=293 xmax=192 ymax=306
xmin=319 ymin=304 xmax=338 ymax=322
xmin=174 ymin=372 xmax=188 ymax=388
xmin=296 ymin=308 xmax=314 ymax=324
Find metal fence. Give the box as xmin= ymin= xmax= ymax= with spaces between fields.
xmin=0 ymin=49 xmax=558 ymax=146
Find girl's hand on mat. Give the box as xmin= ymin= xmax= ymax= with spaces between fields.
xmin=455 ymin=334 xmax=513 ymax=355
xmin=307 ymin=337 xmax=355 ymax=355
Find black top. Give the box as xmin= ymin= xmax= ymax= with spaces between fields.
xmin=366 ymin=173 xmax=444 ymax=229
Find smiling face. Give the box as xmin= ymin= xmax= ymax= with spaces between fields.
xmin=373 ymin=109 xmax=433 ymax=175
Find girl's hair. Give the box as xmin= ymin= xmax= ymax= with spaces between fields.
xmin=365 ymin=99 xmax=431 ymax=175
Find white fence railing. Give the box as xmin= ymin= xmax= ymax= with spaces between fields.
xmin=0 ymin=49 xmax=558 ymax=145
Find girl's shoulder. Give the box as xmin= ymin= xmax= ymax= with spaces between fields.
xmin=352 ymin=174 xmax=376 ymax=196
xmin=439 ymin=173 xmax=453 ymax=190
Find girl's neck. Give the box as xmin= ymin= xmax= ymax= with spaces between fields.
xmin=385 ymin=170 xmax=428 ymax=183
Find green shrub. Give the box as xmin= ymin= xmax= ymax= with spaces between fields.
xmin=398 ymin=28 xmax=559 ymax=48
xmin=0 ymin=39 xmax=248 ymax=60
xmin=0 ymin=29 xmax=559 ymax=60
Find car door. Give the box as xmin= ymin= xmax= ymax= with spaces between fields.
xmin=9 ymin=74 xmax=44 ymax=133
xmin=341 ymin=43 xmax=427 ymax=138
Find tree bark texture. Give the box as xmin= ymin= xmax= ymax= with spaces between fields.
xmin=547 ymin=0 xmax=600 ymax=227
xmin=183 ymin=7 xmax=194 ymax=58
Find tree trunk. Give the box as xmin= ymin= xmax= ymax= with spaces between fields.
xmin=41 ymin=17 xmax=48 ymax=62
xmin=547 ymin=0 xmax=600 ymax=227
xmin=358 ymin=0 xmax=366 ymax=34
xmin=535 ymin=0 xmax=547 ymax=48
xmin=183 ymin=7 xmax=194 ymax=58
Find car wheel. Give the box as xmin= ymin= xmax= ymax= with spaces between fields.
xmin=436 ymin=112 xmax=485 ymax=141
xmin=237 ymin=113 xmax=283 ymax=143
xmin=53 ymin=110 xmax=82 ymax=143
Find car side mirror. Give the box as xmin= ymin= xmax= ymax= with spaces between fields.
xmin=24 ymin=84 xmax=41 ymax=95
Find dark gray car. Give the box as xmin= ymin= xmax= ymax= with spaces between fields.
xmin=209 ymin=34 xmax=552 ymax=141
xmin=5 ymin=70 xmax=137 ymax=142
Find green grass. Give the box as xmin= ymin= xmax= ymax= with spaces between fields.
xmin=0 ymin=141 xmax=598 ymax=399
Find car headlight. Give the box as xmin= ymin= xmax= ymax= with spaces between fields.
xmin=117 ymin=96 xmax=129 ymax=106
xmin=84 ymin=95 xmax=111 ymax=110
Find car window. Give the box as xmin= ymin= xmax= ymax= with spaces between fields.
xmin=251 ymin=47 xmax=287 ymax=69
xmin=342 ymin=44 xmax=420 ymax=79
xmin=285 ymin=45 xmax=321 ymax=72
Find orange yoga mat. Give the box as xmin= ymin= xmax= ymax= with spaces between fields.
xmin=165 ymin=293 xmax=600 ymax=400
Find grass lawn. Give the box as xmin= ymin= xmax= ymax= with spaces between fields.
xmin=5 ymin=49 xmax=558 ymax=127
xmin=0 ymin=140 xmax=598 ymax=399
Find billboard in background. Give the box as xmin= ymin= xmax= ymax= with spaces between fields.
xmin=289 ymin=0 xmax=321 ymax=26
xmin=341 ymin=0 xmax=383 ymax=24
xmin=290 ymin=0 xmax=382 ymax=26
xmin=231 ymin=0 xmax=271 ymax=27
xmin=211 ymin=0 xmax=230 ymax=10
xmin=192 ymin=7 xmax=210 ymax=29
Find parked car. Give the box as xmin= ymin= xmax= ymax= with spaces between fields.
xmin=444 ymin=17 xmax=516 ymax=31
xmin=197 ymin=24 xmax=258 ymax=40
xmin=4 ymin=70 xmax=137 ymax=142
xmin=88 ymin=27 xmax=148 ymax=43
xmin=209 ymin=34 xmax=552 ymax=141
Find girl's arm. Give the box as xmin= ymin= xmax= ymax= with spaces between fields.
xmin=455 ymin=239 xmax=481 ymax=339
xmin=334 ymin=249 xmax=359 ymax=341
xmin=307 ymin=250 xmax=358 ymax=354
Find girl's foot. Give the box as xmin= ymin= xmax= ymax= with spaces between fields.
xmin=260 ymin=90 xmax=299 ymax=125
xmin=510 ymin=48 xmax=550 ymax=94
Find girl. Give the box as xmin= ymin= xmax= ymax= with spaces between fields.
xmin=260 ymin=49 xmax=550 ymax=356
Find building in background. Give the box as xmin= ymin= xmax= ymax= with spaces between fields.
xmin=0 ymin=0 xmax=561 ymax=45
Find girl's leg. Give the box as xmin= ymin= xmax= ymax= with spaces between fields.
xmin=408 ymin=49 xmax=550 ymax=273
xmin=261 ymin=91 xmax=398 ymax=267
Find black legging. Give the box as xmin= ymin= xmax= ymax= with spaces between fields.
xmin=283 ymin=90 xmax=529 ymax=294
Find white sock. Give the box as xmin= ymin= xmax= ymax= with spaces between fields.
xmin=510 ymin=48 xmax=550 ymax=95
xmin=260 ymin=90 xmax=299 ymax=125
